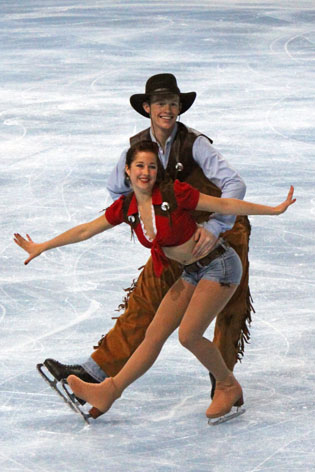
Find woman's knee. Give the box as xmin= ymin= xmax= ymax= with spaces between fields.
xmin=178 ymin=327 xmax=200 ymax=350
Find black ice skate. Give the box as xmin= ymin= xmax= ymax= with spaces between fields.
xmin=36 ymin=363 xmax=81 ymax=415
xmin=37 ymin=359 xmax=99 ymax=412
xmin=43 ymin=359 xmax=98 ymax=385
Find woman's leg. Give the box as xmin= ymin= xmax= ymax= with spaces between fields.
xmin=178 ymin=279 xmax=238 ymax=379
xmin=68 ymin=278 xmax=196 ymax=414
xmin=113 ymin=277 xmax=195 ymax=391
xmin=92 ymin=256 xmax=183 ymax=377
xmin=178 ymin=279 xmax=243 ymax=417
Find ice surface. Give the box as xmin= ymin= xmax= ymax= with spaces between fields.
xmin=1 ymin=1 xmax=315 ymax=471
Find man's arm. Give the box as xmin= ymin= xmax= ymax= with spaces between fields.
xmin=106 ymin=149 xmax=131 ymax=201
xmin=192 ymin=136 xmax=246 ymax=237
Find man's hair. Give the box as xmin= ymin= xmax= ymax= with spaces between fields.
xmin=147 ymin=93 xmax=180 ymax=105
xmin=125 ymin=140 xmax=165 ymax=186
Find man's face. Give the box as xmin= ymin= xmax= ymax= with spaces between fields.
xmin=143 ymin=94 xmax=181 ymax=134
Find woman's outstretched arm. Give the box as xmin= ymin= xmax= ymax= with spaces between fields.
xmin=196 ymin=186 xmax=296 ymax=216
xmin=14 ymin=214 xmax=113 ymax=265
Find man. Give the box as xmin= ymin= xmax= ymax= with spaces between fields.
xmin=40 ymin=73 xmax=252 ymax=399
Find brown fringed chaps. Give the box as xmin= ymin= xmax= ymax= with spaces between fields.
xmin=92 ymin=123 xmax=253 ymax=375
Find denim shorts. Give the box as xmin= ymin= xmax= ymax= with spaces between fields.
xmin=181 ymin=242 xmax=243 ymax=287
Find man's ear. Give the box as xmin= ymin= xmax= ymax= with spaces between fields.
xmin=143 ymin=102 xmax=150 ymax=115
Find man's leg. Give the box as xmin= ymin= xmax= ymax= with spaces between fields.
xmin=213 ymin=216 xmax=252 ymax=371
xmin=43 ymin=256 xmax=182 ymax=382
xmin=205 ymin=216 xmax=252 ymax=400
xmin=213 ymin=279 xmax=251 ymax=371
xmin=91 ymin=256 xmax=183 ymax=377
xmin=68 ymin=277 xmax=196 ymax=414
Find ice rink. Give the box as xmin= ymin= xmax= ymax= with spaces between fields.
xmin=1 ymin=1 xmax=315 ymax=471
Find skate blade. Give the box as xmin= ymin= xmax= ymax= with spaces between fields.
xmin=61 ymin=380 xmax=92 ymax=425
xmin=36 ymin=363 xmax=79 ymax=413
xmin=208 ymin=406 xmax=246 ymax=426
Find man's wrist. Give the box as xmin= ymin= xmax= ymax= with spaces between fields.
xmin=202 ymin=220 xmax=222 ymax=239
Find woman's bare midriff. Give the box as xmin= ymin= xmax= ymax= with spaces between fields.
xmin=162 ymin=232 xmax=217 ymax=265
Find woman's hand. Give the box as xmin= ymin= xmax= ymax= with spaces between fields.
xmin=273 ymin=186 xmax=296 ymax=215
xmin=14 ymin=233 xmax=44 ymax=265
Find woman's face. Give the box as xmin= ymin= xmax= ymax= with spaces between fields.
xmin=125 ymin=151 xmax=158 ymax=194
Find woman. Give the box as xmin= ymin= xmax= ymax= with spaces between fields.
xmin=14 ymin=141 xmax=295 ymax=421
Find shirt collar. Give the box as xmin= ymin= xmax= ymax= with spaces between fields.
xmin=149 ymin=122 xmax=178 ymax=147
xmin=127 ymin=185 xmax=163 ymax=216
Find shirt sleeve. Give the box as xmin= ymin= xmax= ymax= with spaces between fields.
xmin=173 ymin=180 xmax=200 ymax=210
xmin=104 ymin=196 xmax=125 ymax=226
xmin=192 ymin=136 xmax=247 ymax=236
xmin=106 ymin=149 xmax=133 ymax=201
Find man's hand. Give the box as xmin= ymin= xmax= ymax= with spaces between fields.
xmin=192 ymin=227 xmax=218 ymax=259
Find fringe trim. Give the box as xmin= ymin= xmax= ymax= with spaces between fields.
xmin=103 ymin=269 xmax=255 ymax=363
xmin=93 ymin=268 xmax=143 ymax=348
xmin=112 ymin=279 xmax=137 ymax=318
xmin=236 ymin=288 xmax=255 ymax=361
xmin=111 ymin=265 xmax=145 ymax=318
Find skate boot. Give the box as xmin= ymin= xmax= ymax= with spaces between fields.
xmin=206 ymin=373 xmax=244 ymax=424
xmin=43 ymin=358 xmax=98 ymax=383
xmin=37 ymin=358 xmax=99 ymax=407
xmin=67 ymin=376 xmax=121 ymax=420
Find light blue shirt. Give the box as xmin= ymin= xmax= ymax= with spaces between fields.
xmin=106 ymin=123 xmax=246 ymax=238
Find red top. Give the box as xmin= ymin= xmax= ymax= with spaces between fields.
xmin=105 ymin=180 xmax=200 ymax=276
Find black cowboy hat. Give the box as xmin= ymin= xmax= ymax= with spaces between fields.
xmin=130 ymin=73 xmax=196 ymax=118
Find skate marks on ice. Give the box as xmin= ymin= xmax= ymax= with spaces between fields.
xmin=248 ymin=431 xmax=315 ymax=472
xmin=271 ymin=29 xmax=315 ymax=63
xmin=1 ymin=300 xmax=100 ymax=362
xmin=2 ymin=1 xmax=315 ymax=471
xmin=244 ymin=407 xmax=315 ymax=472
xmin=266 ymin=24 xmax=315 ymax=144
xmin=265 ymin=91 xmax=315 ymax=145
xmin=149 ymin=389 xmax=246 ymax=426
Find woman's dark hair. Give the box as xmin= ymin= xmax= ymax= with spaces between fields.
xmin=125 ymin=140 xmax=165 ymax=186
